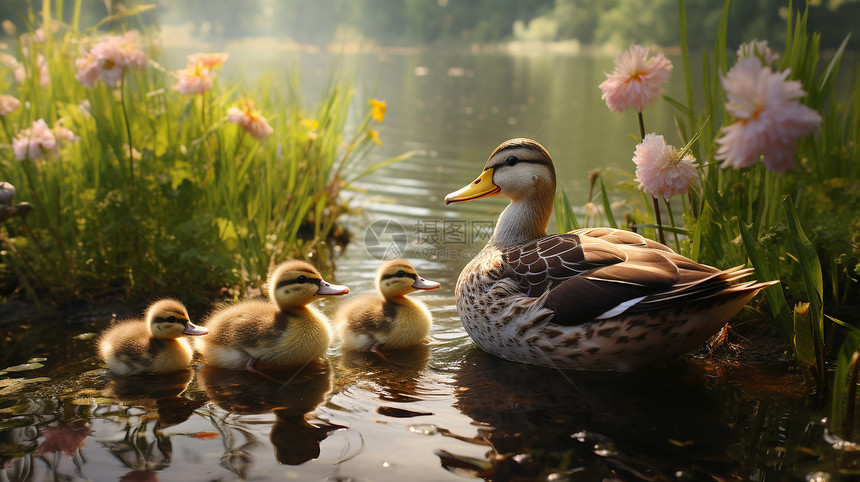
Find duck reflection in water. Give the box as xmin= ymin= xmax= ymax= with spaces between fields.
xmin=100 ymin=369 xmax=204 ymax=479
xmin=337 ymin=343 xmax=431 ymax=405
xmin=444 ymin=348 xmax=736 ymax=480
xmin=197 ymin=360 xmax=345 ymax=469
xmin=105 ymin=368 xmax=203 ymax=426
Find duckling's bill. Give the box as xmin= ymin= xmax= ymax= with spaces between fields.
xmin=182 ymin=322 xmax=209 ymax=336
xmin=444 ymin=168 xmax=499 ymax=204
xmin=412 ymin=276 xmax=440 ymax=290
xmin=317 ymin=280 xmax=350 ymax=296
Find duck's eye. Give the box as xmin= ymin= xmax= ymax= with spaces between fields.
xmin=297 ymin=275 xmax=307 ymax=283
xmin=166 ymin=316 xmax=177 ymax=322
xmin=506 ymin=156 xmax=518 ymax=166
xmin=396 ymin=270 xmax=406 ymax=277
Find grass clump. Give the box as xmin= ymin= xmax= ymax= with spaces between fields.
xmin=0 ymin=1 xmax=405 ymax=305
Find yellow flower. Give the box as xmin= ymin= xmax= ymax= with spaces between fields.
xmin=370 ymin=99 xmax=386 ymax=123
xmin=300 ymin=117 xmax=319 ymax=131
xmin=368 ymin=129 xmax=382 ymax=146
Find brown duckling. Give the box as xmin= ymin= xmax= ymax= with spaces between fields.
xmin=336 ymin=259 xmax=440 ymax=355
xmin=98 ymin=299 xmax=208 ymax=376
xmin=197 ymin=260 xmax=349 ymax=373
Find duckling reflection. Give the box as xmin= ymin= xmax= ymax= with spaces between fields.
xmin=103 ymin=368 xmax=203 ymax=427
xmin=447 ymin=347 xmax=734 ymax=480
xmin=197 ymin=360 xmax=344 ymax=466
xmin=337 ymin=343 xmax=431 ymax=404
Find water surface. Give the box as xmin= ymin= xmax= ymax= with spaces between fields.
xmin=2 ymin=50 xmax=857 ymax=481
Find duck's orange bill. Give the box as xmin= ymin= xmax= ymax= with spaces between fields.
xmin=444 ymin=168 xmax=500 ymax=204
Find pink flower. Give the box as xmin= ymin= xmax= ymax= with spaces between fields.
xmin=187 ymin=52 xmax=229 ymax=70
xmin=75 ymin=31 xmax=148 ymax=87
xmin=12 ymin=119 xmax=76 ymax=160
xmin=0 ymin=53 xmax=26 ymax=84
xmin=599 ymin=45 xmax=673 ymax=113
xmin=737 ymin=40 xmax=779 ymax=66
xmin=173 ymin=62 xmax=213 ymax=95
xmin=0 ymin=95 xmax=20 ymax=115
xmin=633 ymin=133 xmax=699 ymax=199
xmin=227 ymin=99 xmax=273 ymax=140
xmin=715 ymin=57 xmax=821 ymax=172
xmin=75 ymin=54 xmax=99 ymax=87
xmin=37 ymin=53 xmax=49 ymax=88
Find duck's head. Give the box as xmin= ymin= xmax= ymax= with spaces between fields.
xmin=375 ymin=259 xmax=440 ymax=299
xmin=146 ymin=299 xmax=208 ymax=339
xmin=268 ymin=260 xmax=350 ymax=309
xmin=444 ymin=138 xmax=556 ymax=205
xmin=445 ymin=139 xmax=557 ymax=248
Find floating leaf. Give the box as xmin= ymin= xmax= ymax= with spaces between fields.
xmin=74 ymin=333 xmax=98 ymax=341
xmin=190 ymin=432 xmax=220 ymax=440
xmin=0 ymin=377 xmax=51 ymax=396
xmin=2 ymin=363 xmax=44 ymax=373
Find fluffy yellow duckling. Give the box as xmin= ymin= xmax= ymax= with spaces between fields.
xmin=336 ymin=259 xmax=440 ymax=355
xmin=197 ymin=260 xmax=349 ymax=373
xmin=98 ymin=299 xmax=208 ymax=376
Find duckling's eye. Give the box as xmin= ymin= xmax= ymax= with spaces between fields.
xmin=396 ymin=270 xmax=406 ymax=277
xmin=506 ymin=156 xmax=518 ymax=166
xmin=297 ymin=275 xmax=307 ymax=283
xmin=166 ymin=316 xmax=177 ymax=322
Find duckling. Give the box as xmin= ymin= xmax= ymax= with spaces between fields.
xmin=197 ymin=260 xmax=349 ymax=373
xmin=336 ymin=259 xmax=440 ymax=356
xmin=444 ymin=138 xmax=777 ymax=371
xmin=98 ymin=299 xmax=208 ymax=376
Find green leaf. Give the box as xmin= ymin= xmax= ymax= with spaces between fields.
xmin=783 ymin=196 xmax=824 ymax=342
xmin=738 ymin=221 xmax=791 ymax=340
xmin=555 ymin=187 xmax=579 ymax=233
xmin=599 ymin=178 xmax=617 ymax=229
xmin=831 ymin=330 xmax=860 ymax=437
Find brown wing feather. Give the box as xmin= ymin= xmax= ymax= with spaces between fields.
xmin=504 ymin=229 xmax=747 ymax=326
xmin=503 ymin=233 xmax=629 ymax=296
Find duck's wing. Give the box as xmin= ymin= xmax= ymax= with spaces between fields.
xmin=503 ymin=233 xmax=684 ymax=325
xmin=571 ymin=227 xmax=676 ymax=253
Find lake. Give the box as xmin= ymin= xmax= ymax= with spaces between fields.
xmin=2 ymin=47 xmax=857 ymax=481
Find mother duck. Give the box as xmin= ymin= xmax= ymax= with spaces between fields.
xmin=444 ymin=138 xmax=775 ymax=371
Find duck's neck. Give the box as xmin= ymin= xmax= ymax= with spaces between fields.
xmin=487 ymin=187 xmax=554 ymax=249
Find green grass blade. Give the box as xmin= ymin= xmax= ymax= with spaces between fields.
xmin=599 ymin=177 xmax=617 ymax=229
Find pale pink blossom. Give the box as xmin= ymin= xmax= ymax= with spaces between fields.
xmin=0 ymin=95 xmax=20 ymax=115
xmin=75 ymin=31 xmax=148 ymax=87
xmin=33 ymin=28 xmax=46 ymax=44
xmin=227 ymin=99 xmax=273 ymax=140
xmin=737 ymin=39 xmax=778 ymax=66
xmin=715 ymin=57 xmax=821 ymax=172
xmin=12 ymin=119 xmax=76 ymax=160
xmin=599 ymin=45 xmax=673 ymax=113
xmin=186 ymin=52 xmax=229 ymax=70
xmin=0 ymin=53 xmax=26 ymax=84
xmin=633 ymin=133 xmax=699 ymax=199
xmin=74 ymin=54 xmax=99 ymax=87
xmin=173 ymin=63 xmax=213 ymax=95
xmin=37 ymin=53 xmax=49 ymax=88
